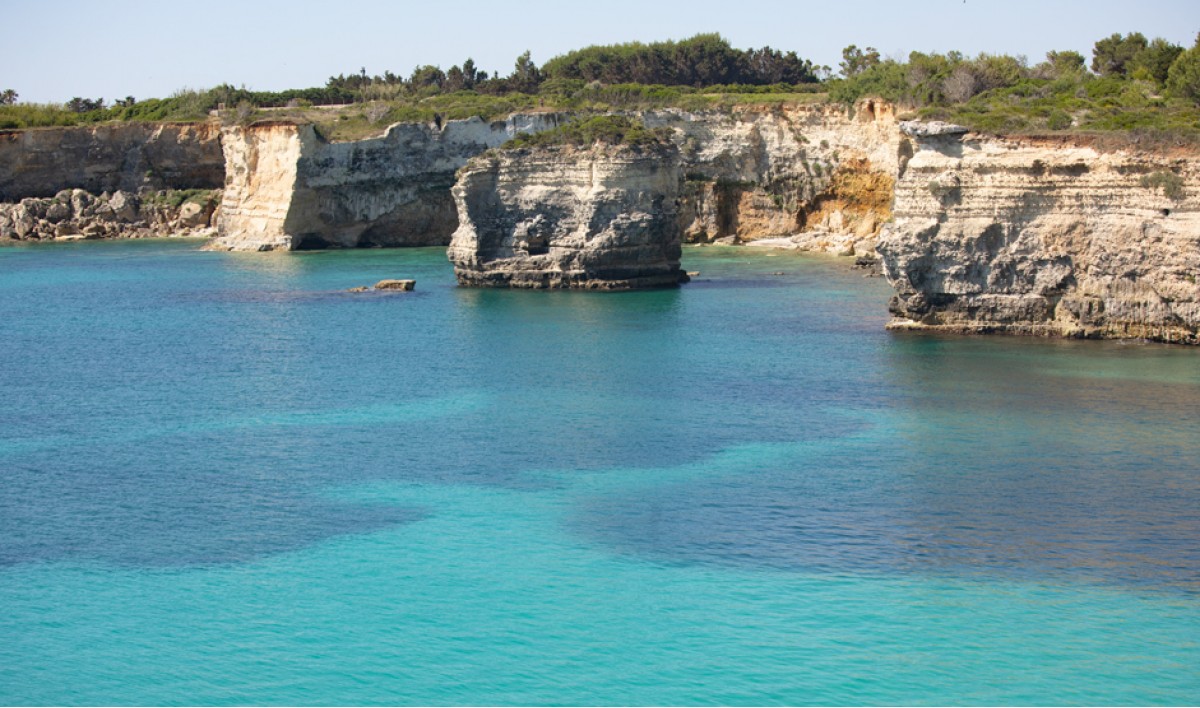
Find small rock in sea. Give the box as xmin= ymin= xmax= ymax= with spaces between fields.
xmin=374 ymin=279 xmax=416 ymax=291
xmin=347 ymin=286 xmax=370 ymax=293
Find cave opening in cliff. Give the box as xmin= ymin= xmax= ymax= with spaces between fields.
xmin=293 ymin=234 xmax=332 ymax=250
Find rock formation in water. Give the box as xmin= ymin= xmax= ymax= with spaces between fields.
xmin=447 ymin=141 xmax=687 ymax=289
xmin=3 ymin=105 xmax=1198 ymax=344
xmin=878 ymin=121 xmax=1200 ymax=344
xmin=0 ymin=123 xmax=224 ymax=201
xmin=207 ymin=115 xmax=563 ymax=252
xmin=0 ymin=188 xmax=219 ymax=242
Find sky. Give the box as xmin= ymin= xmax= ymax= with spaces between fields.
xmin=4 ymin=0 xmax=1199 ymax=103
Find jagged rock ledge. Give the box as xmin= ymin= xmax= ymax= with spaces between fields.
xmin=447 ymin=141 xmax=688 ymax=289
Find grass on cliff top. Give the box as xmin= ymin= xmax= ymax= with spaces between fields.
xmin=300 ymin=86 xmax=825 ymax=141
xmin=501 ymin=115 xmax=672 ymax=150
xmin=0 ymin=85 xmax=825 ymax=141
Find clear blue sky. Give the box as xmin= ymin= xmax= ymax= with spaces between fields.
xmin=4 ymin=0 xmax=1198 ymax=103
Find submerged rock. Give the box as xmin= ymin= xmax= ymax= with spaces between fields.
xmin=447 ymin=140 xmax=688 ymax=289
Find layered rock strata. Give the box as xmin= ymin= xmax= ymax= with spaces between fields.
xmin=207 ymin=101 xmax=901 ymax=253
xmin=207 ymin=115 xmax=563 ymax=251
xmin=0 ymin=189 xmax=219 ymax=242
xmin=879 ymin=122 xmax=1200 ymax=344
xmin=447 ymin=142 xmax=687 ymax=289
xmin=645 ymin=100 xmax=901 ymax=253
xmin=0 ymin=123 xmax=224 ymax=200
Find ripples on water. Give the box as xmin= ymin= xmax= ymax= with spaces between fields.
xmin=0 ymin=240 xmax=1197 ymax=704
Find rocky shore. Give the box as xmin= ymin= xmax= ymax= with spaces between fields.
xmin=0 ymin=189 xmax=219 ymax=242
xmin=2 ymin=109 xmax=1197 ymax=343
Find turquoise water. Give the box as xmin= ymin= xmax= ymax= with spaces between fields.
xmin=1 ymin=239 xmax=1198 ymax=705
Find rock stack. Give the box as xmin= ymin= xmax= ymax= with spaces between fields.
xmin=447 ymin=142 xmax=688 ymax=289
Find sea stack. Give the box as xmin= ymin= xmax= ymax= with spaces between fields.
xmin=447 ymin=117 xmax=688 ymax=289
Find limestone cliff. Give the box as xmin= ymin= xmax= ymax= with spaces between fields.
xmin=447 ymin=142 xmax=686 ymax=289
xmin=0 ymin=122 xmax=224 ymax=200
xmin=208 ymin=101 xmax=901 ymax=254
xmin=208 ymin=114 xmax=563 ymax=251
xmin=644 ymin=100 xmax=902 ymax=253
xmin=879 ymin=122 xmax=1200 ymax=344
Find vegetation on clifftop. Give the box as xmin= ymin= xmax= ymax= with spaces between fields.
xmin=830 ymin=32 xmax=1200 ymax=142
xmin=502 ymin=116 xmax=672 ymax=150
xmin=3 ymin=31 xmax=1199 ymax=143
xmin=540 ymin=34 xmax=824 ymax=86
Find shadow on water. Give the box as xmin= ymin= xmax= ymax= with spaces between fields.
xmin=572 ymin=332 xmax=1200 ymax=592
xmin=2 ymin=242 xmax=1199 ymax=588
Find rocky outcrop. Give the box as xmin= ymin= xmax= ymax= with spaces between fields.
xmin=207 ymin=115 xmax=563 ymax=251
xmin=0 ymin=123 xmax=224 ymax=201
xmin=447 ymin=142 xmax=687 ymax=289
xmin=879 ymin=123 xmax=1200 ymax=344
xmin=0 ymin=189 xmax=220 ymax=242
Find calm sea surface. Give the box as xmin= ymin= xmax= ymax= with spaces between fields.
xmin=1 ymin=239 xmax=1198 ymax=705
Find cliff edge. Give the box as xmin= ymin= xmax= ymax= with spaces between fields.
xmin=879 ymin=121 xmax=1200 ymax=344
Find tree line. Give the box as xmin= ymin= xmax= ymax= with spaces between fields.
xmin=3 ymin=31 xmax=1200 ymax=132
xmin=830 ymin=31 xmax=1200 ymax=106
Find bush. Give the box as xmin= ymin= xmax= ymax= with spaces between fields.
xmin=1046 ymin=110 xmax=1072 ymax=130
xmin=503 ymin=115 xmax=672 ymax=149
xmin=1140 ymin=171 xmax=1185 ymax=200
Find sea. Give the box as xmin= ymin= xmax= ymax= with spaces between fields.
xmin=1 ymin=239 xmax=1197 ymax=705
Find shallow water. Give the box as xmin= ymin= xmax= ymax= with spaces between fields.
xmin=1 ymin=240 xmax=1198 ymax=704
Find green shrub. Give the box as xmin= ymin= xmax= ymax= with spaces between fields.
xmin=504 ymin=115 xmax=672 ymax=149
xmin=1046 ymin=110 xmax=1072 ymax=130
xmin=1140 ymin=171 xmax=1185 ymax=200
xmin=141 ymin=189 xmax=218 ymax=209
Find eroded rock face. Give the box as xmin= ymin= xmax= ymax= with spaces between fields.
xmin=207 ymin=115 xmax=564 ymax=252
xmin=207 ymin=102 xmax=901 ymax=254
xmin=644 ymin=100 xmax=902 ymax=252
xmin=879 ymin=125 xmax=1200 ymax=344
xmin=0 ymin=123 xmax=224 ymax=201
xmin=447 ymin=143 xmax=687 ymax=289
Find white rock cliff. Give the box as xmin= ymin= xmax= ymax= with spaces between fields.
xmin=447 ymin=142 xmax=687 ymax=289
xmin=207 ymin=115 xmax=564 ymax=251
xmin=879 ymin=125 xmax=1200 ymax=344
